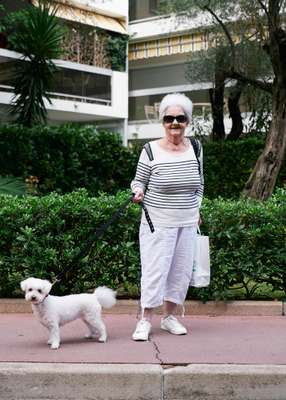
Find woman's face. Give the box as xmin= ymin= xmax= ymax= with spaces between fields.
xmin=162 ymin=106 xmax=188 ymax=140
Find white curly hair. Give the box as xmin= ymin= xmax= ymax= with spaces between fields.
xmin=159 ymin=93 xmax=193 ymax=122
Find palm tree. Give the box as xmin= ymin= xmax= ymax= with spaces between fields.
xmin=10 ymin=0 xmax=64 ymax=126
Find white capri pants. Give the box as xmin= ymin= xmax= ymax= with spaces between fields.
xmin=139 ymin=223 xmax=197 ymax=309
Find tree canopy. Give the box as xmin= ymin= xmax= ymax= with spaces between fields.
xmin=159 ymin=0 xmax=286 ymax=200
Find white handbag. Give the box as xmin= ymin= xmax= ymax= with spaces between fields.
xmin=190 ymin=228 xmax=210 ymax=288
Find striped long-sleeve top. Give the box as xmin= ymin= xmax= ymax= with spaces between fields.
xmin=131 ymin=140 xmax=204 ymax=227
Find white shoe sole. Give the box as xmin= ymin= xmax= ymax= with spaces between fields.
xmin=132 ymin=334 xmax=150 ymax=341
xmin=161 ymin=325 xmax=187 ymax=335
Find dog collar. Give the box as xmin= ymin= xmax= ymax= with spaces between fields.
xmin=37 ymin=294 xmax=49 ymax=305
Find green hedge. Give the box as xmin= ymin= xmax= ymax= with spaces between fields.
xmin=0 ymin=124 xmax=285 ymax=199
xmin=0 ymin=124 xmax=137 ymax=195
xmin=199 ymin=187 xmax=286 ymax=301
xmin=0 ymin=188 xmax=285 ymax=300
xmin=202 ymin=137 xmax=285 ymax=198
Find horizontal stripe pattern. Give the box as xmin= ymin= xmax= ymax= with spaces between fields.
xmin=131 ymin=141 xmax=204 ymax=211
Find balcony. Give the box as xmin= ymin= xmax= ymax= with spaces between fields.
xmin=129 ymin=13 xmax=213 ymax=41
xmin=71 ymin=0 xmax=129 ymax=20
xmin=0 ymin=48 xmax=128 ymax=123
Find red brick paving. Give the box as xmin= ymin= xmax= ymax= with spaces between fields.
xmin=1 ymin=314 xmax=286 ymax=364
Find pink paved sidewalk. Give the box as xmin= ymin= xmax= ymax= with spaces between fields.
xmin=1 ymin=314 xmax=286 ymax=365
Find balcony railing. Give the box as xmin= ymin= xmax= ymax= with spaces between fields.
xmin=48 ymin=92 xmax=111 ymax=105
xmin=0 ymin=84 xmax=12 ymax=93
xmin=0 ymin=85 xmax=111 ymax=106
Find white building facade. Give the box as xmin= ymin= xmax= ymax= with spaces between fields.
xmin=0 ymin=0 xmax=129 ymax=143
xmin=128 ymin=0 xmax=235 ymax=143
xmin=0 ymin=0 xmax=242 ymax=145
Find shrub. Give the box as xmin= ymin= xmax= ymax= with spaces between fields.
xmin=201 ymin=137 xmax=286 ymax=198
xmin=0 ymin=188 xmax=285 ymax=300
xmin=0 ymin=190 xmax=140 ymax=297
xmin=192 ymin=186 xmax=286 ymax=301
xmin=0 ymin=124 xmax=137 ymax=195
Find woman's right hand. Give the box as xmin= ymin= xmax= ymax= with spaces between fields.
xmin=133 ymin=188 xmax=144 ymax=203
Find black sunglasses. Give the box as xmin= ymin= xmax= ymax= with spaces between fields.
xmin=163 ymin=115 xmax=188 ymax=124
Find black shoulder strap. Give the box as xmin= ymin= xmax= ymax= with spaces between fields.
xmin=143 ymin=142 xmax=154 ymax=161
xmin=189 ymin=137 xmax=201 ymax=176
xmin=144 ymin=139 xmax=201 ymax=173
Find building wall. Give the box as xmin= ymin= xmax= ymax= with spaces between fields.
xmin=130 ymin=63 xmax=189 ymax=91
xmin=127 ymin=1 xmax=243 ymax=142
xmin=0 ymin=0 xmax=129 ymax=141
xmin=81 ymin=0 xmax=129 ymax=19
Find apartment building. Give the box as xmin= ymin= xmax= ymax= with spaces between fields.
xmin=128 ymin=0 xmax=234 ymax=143
xmin=0 ymin=0 xmax=129 ymax=143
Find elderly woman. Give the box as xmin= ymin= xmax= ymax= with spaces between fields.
xmin=131 ymin=93 xmax=204 ymax=341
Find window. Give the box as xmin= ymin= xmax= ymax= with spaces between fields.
xmin=129 ymin=0 xmax=137 ymax=21
xmin=149 ymin=0 xmax=159 ymax=15
xmin=53 ymin=68 xmax=111 ymax=104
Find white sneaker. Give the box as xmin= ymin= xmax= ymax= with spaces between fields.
xmin=132 ymin=319 xmax=152 ymax=341
xmin=161 ymin=315 xmax=187 ymax=335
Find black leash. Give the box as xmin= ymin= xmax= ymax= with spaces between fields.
xmin=53 ymin=194 xmax=154 ymax=285
xmin=141 ymin=202 xmax=154 ymax=233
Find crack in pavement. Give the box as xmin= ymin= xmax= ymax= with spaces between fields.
xmin=150 ymin=338 xmax=165 ymax=400
xmin=151 ymin=338 xmax=164 ymax=364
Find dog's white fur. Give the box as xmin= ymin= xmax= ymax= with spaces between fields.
xmin=20 ymin=277 xmax=116 ymax=349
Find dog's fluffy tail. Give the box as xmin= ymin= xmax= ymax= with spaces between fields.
xmin=94 ymin=286 xmax=116 ymax=309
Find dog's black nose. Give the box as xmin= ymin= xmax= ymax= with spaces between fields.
xmin=31 ymin=296 xmax=36 ymax=301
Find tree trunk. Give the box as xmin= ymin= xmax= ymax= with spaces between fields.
xmin=243 ymin=82 xmax=286 ymax=200
xmin=209 ymin=69 xmax=226 ymax=141
xmin=209 ymin=64 xmax=225 ymax=140
xmin=227 ymin=82 xmax=244 ymax=141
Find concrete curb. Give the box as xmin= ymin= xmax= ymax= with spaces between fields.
xmin=0 ymin=363 xmax=161 ymax=400
xmin=0 ymin=298 xmax=283 ymax=315
xmin=163 ymin=364 xmax=286 ymax=400
xmin=1 ymin=363 xmax=286 ymax=400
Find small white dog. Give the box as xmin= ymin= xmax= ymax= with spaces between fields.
xmin=20 ymin=277 xmax=116 ymax=349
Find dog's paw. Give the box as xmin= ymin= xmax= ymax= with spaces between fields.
xmin=98 ymin=335 xmax=107 ymax=343
xmin=84 ymin=333 xmax=97 ymax=339
xmin=50 ymin=342 xmax=60 ymax=350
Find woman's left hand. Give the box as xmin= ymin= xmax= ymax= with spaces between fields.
xmin=198 ymin=214 xmax=202 ymax=226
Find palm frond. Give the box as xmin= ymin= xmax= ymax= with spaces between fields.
xmin=0 ymin=177 xmax=26 ymax=196
xmin=8 ymin=0 xmax=64 ymax=126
